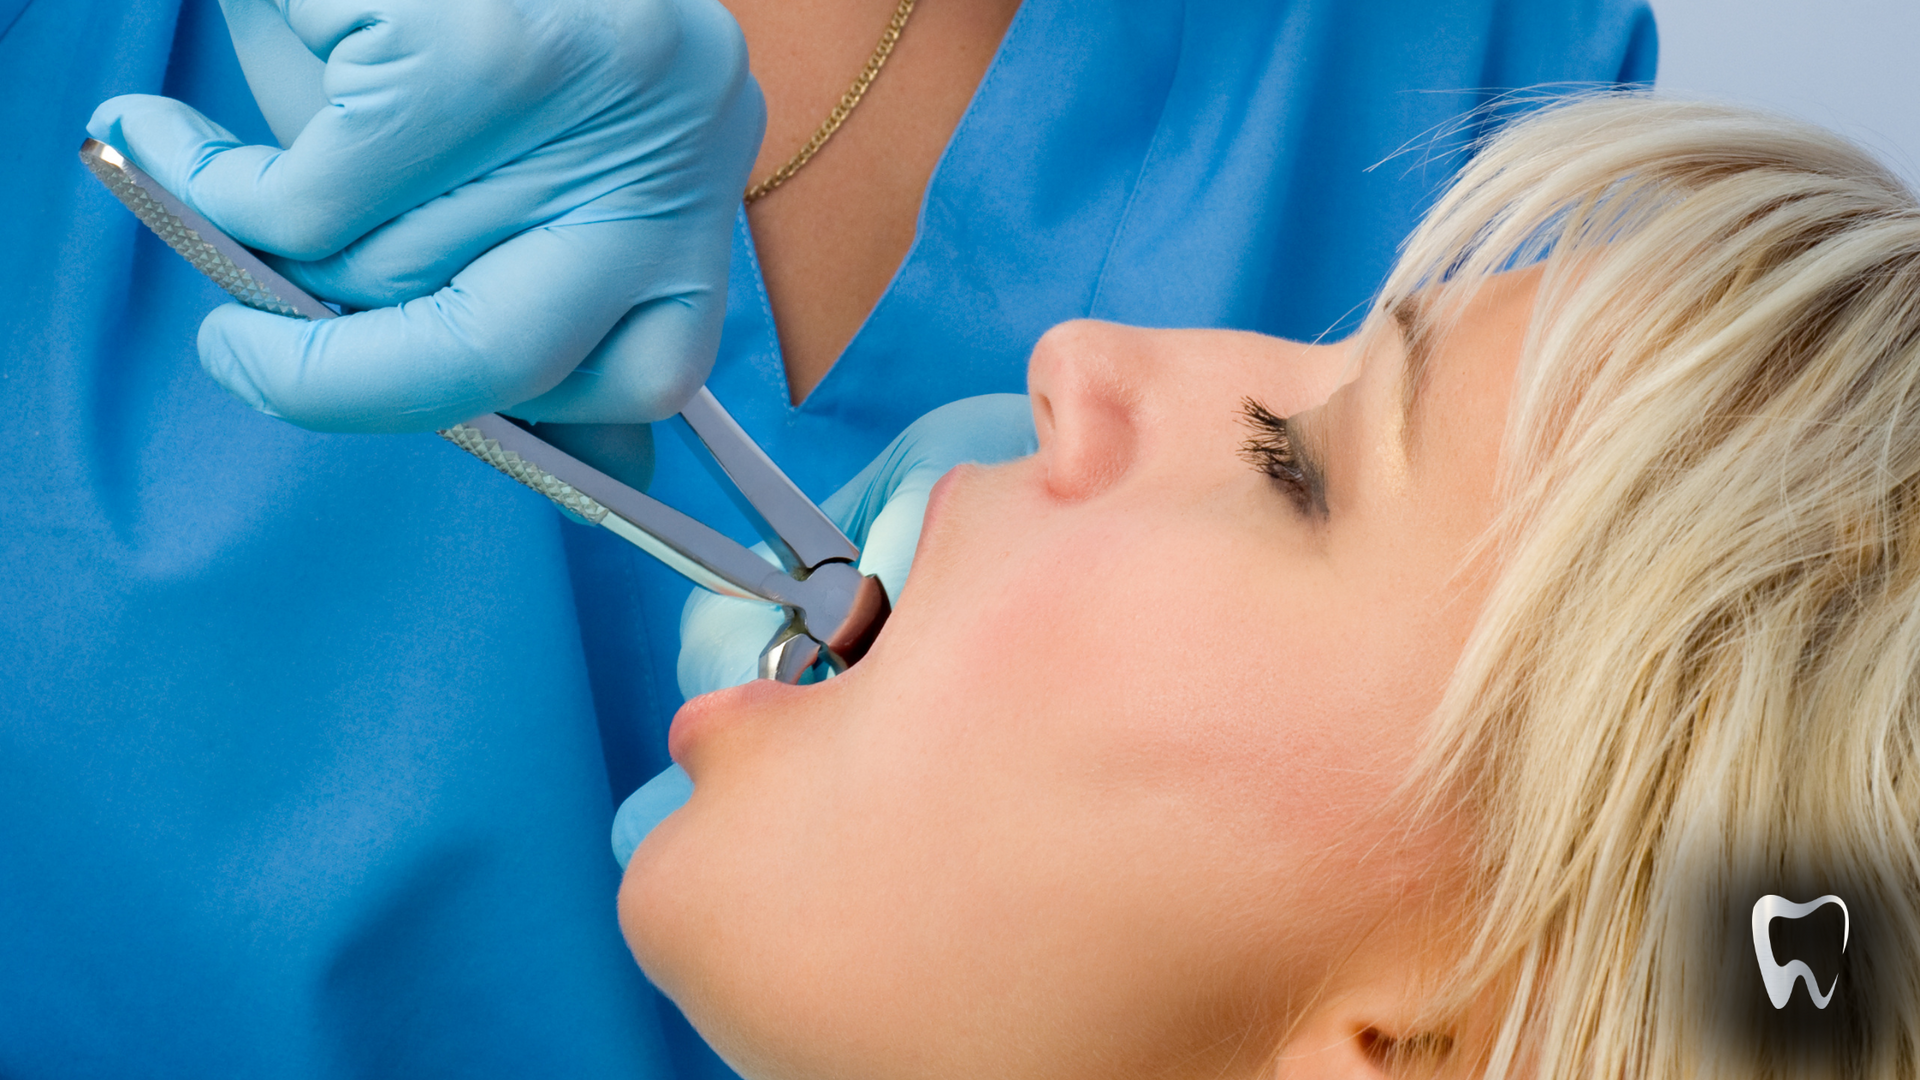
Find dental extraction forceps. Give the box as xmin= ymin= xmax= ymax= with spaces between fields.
xmin=80 ymin=138 xmax=890 ymax=683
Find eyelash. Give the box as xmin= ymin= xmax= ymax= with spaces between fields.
xmin=1237 ymin=397 xmax=1316 ymax=514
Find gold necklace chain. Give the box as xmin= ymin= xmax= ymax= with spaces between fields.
xmin=743 ymin=0 xmax=918 ymax=205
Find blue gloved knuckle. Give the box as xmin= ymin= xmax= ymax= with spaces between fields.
xmin=84 ymin=96 xmax=147 ymax=144
xmin=582 ymin=300 xmax=719 ymax=422
xmin=666 ymin=2 xmax=748 ymax=98
xmin=172 ymin=0 xmax=748 ymax=426
xmin=605 ymin=0 xmax=684 ymax=76
xmin=291 ymin=1 xmax=395 ymax=61
xmin=219 ymin=0 xmax=328 ymax=141
xmin=717 ymin=73 xmax=768 ymax=156
xmin=629 ymin=362 xmax=711 ymax=425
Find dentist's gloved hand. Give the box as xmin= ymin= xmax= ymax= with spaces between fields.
xmin=87 ymin=0 xmax=763 ymax=432
xmin=612 ymin=394 xmax=1037 ymax=870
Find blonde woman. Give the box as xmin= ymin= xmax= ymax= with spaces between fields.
xmin=621 ymin=96 xmax=1920 ymax=1079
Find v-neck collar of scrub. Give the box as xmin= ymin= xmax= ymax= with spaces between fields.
xmin=738 ymin=0 xmax=1041 ymax=416
xmin=0 ymin=0 xmax=31 ymax=43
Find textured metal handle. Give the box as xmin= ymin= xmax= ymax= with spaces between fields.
xmin=80 ymin=139 xmax=336 ymax=322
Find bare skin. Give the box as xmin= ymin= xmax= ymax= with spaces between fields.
xmin=722 ymin=0 xmax=1024 ymax=402
xmin=621 ymin=274 xmax=1544 ymax=1080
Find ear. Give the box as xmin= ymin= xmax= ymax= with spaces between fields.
xmin=1271 ymin=1019 xmax=1455 ymax=1080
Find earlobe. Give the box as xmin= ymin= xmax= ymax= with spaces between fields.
xmin=1271 ymin=1021 xmax=1457 ymax=1080
xmin=1358 ymin=1028 xmax=1456 ymax=1078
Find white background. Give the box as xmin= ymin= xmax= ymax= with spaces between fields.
xmin=1654 ymin=0 xmax=1920 ymax=189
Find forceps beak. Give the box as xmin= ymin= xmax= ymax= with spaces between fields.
xmin=445 ymin=413 xmax=891 ymax=684
xmin=673 ymin=389 xmax=892 ymax=680
xmin=757 ymin=568 xmax=890 ymax=682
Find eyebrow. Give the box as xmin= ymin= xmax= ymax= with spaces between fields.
xmin=1280 ymin=301 xmax=1427 ymax=514
xmin=1391 ymin=296 xmax=1438 ymax=445
xmin=1267 ymin=294 xmax=1436 ymax=518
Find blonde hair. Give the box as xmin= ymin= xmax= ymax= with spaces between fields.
xmin=1385 ymin=95 xmax=1920 ymax=1078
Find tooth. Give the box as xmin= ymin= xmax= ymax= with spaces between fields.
xmin=1751 ymin=894 xmax=1849 ymax=1009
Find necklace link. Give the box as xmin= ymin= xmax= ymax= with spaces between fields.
xmin=743 ymin=0 xmax=918 ymax=205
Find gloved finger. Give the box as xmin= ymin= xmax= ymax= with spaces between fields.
xmin=196 ymin=219 xmax=693 ymax=432
xmin=510 ymin=294 xmax=721 ymax=426
xmin=215 ymin=0 xmax=327 ymax=146
xmin=262 ymin=52 xmax=765 ymax=310
xmin=822 ymin=394 xmax=1040 ymax=549
xmin=831 ymin=396 xmax=1037 ymax=596
xmin=613 ymin=763 xmax=695 ymax=871
xmin=853 ymin=487 xmax=937 ymax=602
xmin=678 ymin=583 xmax=784 ymax=701
xmin=87 ymin=95 xmax=259 ymax=208
xmin=262 ymin=176 xmax=578 ymax=310
xmin=96 ymin=4 xmax=617 ymax=259
xmin=205 ymin=1 xmax=587 ymax=258
xmin=263 ymin=143 xmax=622 ymax=308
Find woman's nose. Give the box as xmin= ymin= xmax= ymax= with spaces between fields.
xmin=1026 ymin=320 xmax=1153 ymax=501
xmin=1027 ymin=321 xmax=1357 ymax=502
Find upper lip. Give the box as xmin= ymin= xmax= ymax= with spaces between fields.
xmin=669 ymin=462 xmax=1005 ymax=767
xmin=919 ymin=461 xmax=984 ymax=540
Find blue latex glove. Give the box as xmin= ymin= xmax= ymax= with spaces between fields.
xmin=612 ymin=394 xmax=1038 ymax=869
xmin=87 ymin=0 xmax=764 ymax=432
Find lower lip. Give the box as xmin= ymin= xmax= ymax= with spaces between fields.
xmin=668 ymin=677 xmax=806 ymax=764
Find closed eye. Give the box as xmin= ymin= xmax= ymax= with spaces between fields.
xmin=1238 ymin=397 xmax=1326 ymax=517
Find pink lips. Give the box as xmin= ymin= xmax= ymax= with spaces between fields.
xmin=668 ymin=677 xmax=807 ymax=766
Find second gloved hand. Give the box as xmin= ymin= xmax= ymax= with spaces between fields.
xmin=87 ymin=0 xmax=764 ymax=432
xmin=613 ymin=394 xmax=1037 ymax=870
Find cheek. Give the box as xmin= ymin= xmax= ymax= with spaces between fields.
xmin=903 ymin=489 xmax=1432 ymax=911
xmin=625 ymin=470 xmax=1468 ymax=1078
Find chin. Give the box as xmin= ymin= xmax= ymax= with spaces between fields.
xmin=617 ymin=853 xmax=855 ymax=1080
xmin=614 ymin=803 xmax=817 ymax=1080
xmin=615 ymin=812 xmax=686 ymax=988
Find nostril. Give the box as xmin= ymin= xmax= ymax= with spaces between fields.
xmin=1027 ymin=320 xmax=1148 ymax=501
xmin=1040 ymin=378 xmax=1140 ymax=501
xmin=1032 ymin=390 xmax=1057 ymax=444
xmin=1044 ymin=398 xmax=1136 ymax=500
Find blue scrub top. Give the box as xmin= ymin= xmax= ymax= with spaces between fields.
xmin=0 ymin=0 xmax=1653 ymax=1076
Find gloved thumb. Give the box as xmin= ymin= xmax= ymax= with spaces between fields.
xmin=613 ymin=764 xmax=696 ymax=870
xmin=677 ymin=547 xmax=786 ymax=698
xmin=196 ymin=302 xmax=314 ymax=422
